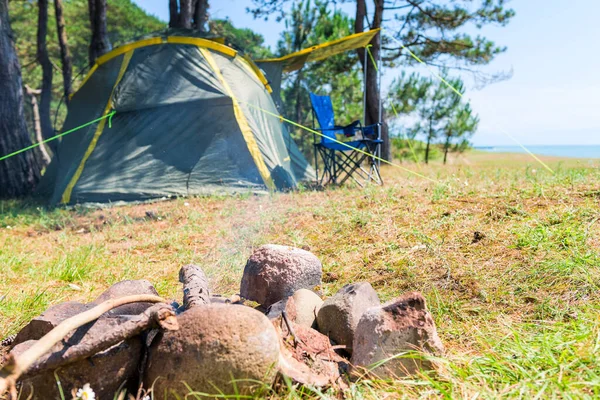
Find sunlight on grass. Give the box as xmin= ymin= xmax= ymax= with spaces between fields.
xmin=1 ymin=152 xmax=599 ymax=397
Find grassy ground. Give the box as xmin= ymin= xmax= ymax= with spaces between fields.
xmin=1 ymin=151 xmax=600 ymax=398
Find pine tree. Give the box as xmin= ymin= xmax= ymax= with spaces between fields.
xmin=0 ymin=0 xmax=40 ymax=197
xmin=249 ymin=0 xmax=515 ymax=161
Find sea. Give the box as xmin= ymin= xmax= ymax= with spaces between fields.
xmin=475 ymin=145 xmax=600 ymax=159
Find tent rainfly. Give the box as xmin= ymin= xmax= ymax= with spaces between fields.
xmin=38 ymin=29 xmax=379 ymax=205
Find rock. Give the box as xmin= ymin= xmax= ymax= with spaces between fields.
xmin=145 ymin=304 xmax=280 ymax=396
xmin=274 ymin=318 xmax=348 ymax=388
xmin=145 ymin=210 xmax=159 ymax=220
xmin=265 ymin=296 xmax=297 ymax=321
xmin=351 ymin=292 xmax=444 ymax=378
xmin=240 ymin=244 xmax=322 ymax=308
xmin=92 ymin=279 xmax=158 ymax=316
xmin=291 ymin=289 xmax=323 ymax=329
xmin=316 ymin=282 xmax=380 ymax=354
xmin=17 ymin=336 xmax=142 ymax=399
xmin=13 ymin=301 xmax=91 ymax=346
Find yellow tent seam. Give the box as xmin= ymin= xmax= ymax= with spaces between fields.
xmin=199 ymin=48 xmax=276 ymax=191
xmin=239 ymin=56 xmax=273 ymax=93
xmin=167 ymin=36 xmax=237 ymax=57
xmin=96 ymin=37 xmax=162 ymax=66
xmin=61 ymin=50 xmax=134 ymax=204
xmin=69 ymin=63 xmax=97 ymax=101
xmin=70 ymin=36 xmax=237 ymax=99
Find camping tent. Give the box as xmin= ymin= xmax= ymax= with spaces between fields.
xmin=40 ymin=31 xmax=314 ymax=205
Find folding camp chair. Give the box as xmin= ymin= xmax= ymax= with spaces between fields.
xmin=309 ymin=93 xmax=383 ymax=187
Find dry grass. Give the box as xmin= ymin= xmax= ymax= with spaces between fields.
xmin=1 ymin=151 xmax=600 ymax=398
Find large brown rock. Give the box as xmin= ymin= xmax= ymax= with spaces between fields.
xmin=351 ymin=292 xmax=444 ymax=378
xmin=316 ymin=282 xmax=380 ymax=354
xmin=240 ymin=244 xmax=322 ymax=307
xmin=13 ymin=301 xmax=91 ymax=346
xmin=17 ymin=336 xmax=142 ymax=399
xmin=145 ymin=304 xmax=280 ymax=397
xmin=92 ymin=279 xmax=159 ymax=316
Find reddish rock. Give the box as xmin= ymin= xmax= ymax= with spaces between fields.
xmin=92 ymin=279 xmax=158 ymax=316
xmin=274 ymin=318 xmax=347 ymax=388
xmin=145 ymin=304 xmax=280 ymax=396
xmin=351 ymin=292 xmax=444 ymax=378
xmin=316 ymin=282 xmax=380 ymax=354
xmin=240 ymin=244 xmax=322 ymax=307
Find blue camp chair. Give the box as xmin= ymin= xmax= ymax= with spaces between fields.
xmin=309 ymin=93 xmax=383 ymax=186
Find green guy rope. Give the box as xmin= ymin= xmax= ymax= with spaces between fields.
xmin=0 ymin=111 xmax=116 ymax=162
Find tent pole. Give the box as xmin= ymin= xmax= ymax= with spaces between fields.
xmin=377 ymin=32 xmax=382 ymax=166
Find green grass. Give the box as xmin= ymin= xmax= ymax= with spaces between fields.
xmin=1 ymin=151 xmax=600 ymax=398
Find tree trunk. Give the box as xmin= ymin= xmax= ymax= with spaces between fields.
xmin=54 ymin=0 xmax=73 ymax=104
xmin=355 ymin=0 xmax=389 ymax=161
xmin=0 ymin=0 xmax=41 ymax=197
xmin=87 ymin=0 xmax=95 ymax=65
xmin=24 ymin=85 xmax=51 ymax=166
xmin=193 ymin=0 xmax=209 ymax=32
xmin=443 ymin=134 xmax=450 ymax=164
xmin=294 ymin=69 xmax=304 ymax=123
xmin=37 ymin=0 xmax=54 ymax=152
xmin=89 ymin=0 xmax=111 ymax=66
xmin=179 ymin=0 xmax=193 ymax=29
xmin=169 ymin=0 xmax=179 ymax=28
xmin=425 ymin=115 xmax=432 ymax=164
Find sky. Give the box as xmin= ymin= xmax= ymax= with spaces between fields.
xmin=133 ymin=0 xmax=600 ymax=146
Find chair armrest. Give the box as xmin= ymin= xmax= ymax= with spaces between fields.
xmin=316 ymin=127 xmax=344 ymax=132
xmin=341 ymin=120 xmax=362 ymax=129
xmin=359 ymin=124 xmax=380 ymax=139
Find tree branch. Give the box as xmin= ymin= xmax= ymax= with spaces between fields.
xmin=0 ymin=294 xmax=167 ymax=397
xmin=20 ymin=303 xmax=178 ymax=379
xmin=179 ymin=264 xmax=211 ymax=309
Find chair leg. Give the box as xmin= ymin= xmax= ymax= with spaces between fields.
xmin=315 ymin=142 xmax=383 ymax=188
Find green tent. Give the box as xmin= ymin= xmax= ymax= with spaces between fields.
xmin=40 ymin=32 xmax=314 ymax=205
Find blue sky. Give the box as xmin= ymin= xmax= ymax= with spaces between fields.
xmin=133 ymin=0 xmax=600 ymax=146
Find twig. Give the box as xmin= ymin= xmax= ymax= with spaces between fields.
xmin=281 ymin=310 xmax=300 ymax=346
xmin=0 ymin=294 xmax=166 ymax=397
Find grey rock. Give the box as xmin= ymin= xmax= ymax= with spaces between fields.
xmin=292 ymin=289 xmax=323 ymax=329
xmin=92 ymin=279 xmax=158 ymax=316
xmin=13 ymin=301 xmax=91 ymax=346
xmin=316 ymin=282 xmax=380 ymax=354
xmin=240 ymin=244 xmax=322 ymax=307
xmin=17 ymin=336 xmax=142 ymax=399
xmin=351 ymin=292 xmax=444 ymax=378
xmin=145 ymin=304 xmax=280 ymax=396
